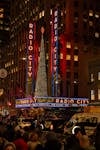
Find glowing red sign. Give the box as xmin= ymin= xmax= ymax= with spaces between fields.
xmin=28 ymin=23 xmax=34 ymax=78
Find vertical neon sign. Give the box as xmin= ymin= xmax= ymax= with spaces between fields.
xmin=26 ymin=22 xmax=34 ymax=96
xmin=51 ymin=8 xmax=59 ymax=96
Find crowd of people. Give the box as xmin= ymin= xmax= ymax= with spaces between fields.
xmin=0 ymin=115 xmax=100 ymax=150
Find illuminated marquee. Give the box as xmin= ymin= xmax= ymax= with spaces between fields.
xmin=28 ymin=22 xmax=34 ymax=78
xmin=15 ymin=97 xmax=89 ymax=108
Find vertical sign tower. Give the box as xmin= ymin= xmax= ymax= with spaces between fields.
xmin=51 ymin=7 xmax=59 ymax=96
xmin=26 ymin=22 xmax=34 ymax=96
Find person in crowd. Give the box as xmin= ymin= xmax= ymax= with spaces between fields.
xmin=79 ymin=135 xmax=96 ymax=150
xmin=13 ymin=130 xmax=28 ymax=150
xmin=0 ymin=136 xmax=7 ymax=149
xmin=44 ymin=131 xmax=62 ymax=150
xmin=27 ymin=129 xmax=42 ymax=150
xmin=64 ymin=126 xmax=84 ymax=150
xmin=3 ymin=142 xmax=16 ymax=150
xmin=94 ymin=123 xmax=100 ymax=150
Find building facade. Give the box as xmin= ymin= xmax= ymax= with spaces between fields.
xmin=0 ymin=0 xmax=10 ymax=106
xmin=4 ymin=0 xmax=100 ymax=105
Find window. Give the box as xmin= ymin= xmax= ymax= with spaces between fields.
xmin=89 ymin=21 xmax=93 ymax=26
xmin=60 ymin=53 xmax=63 ymax=59
xmin=98 ymin=72 xmax=100 ymax=80
xmin=90 ymin=73 xmax=94 ymax=82
xmin=66 ymin=42 xmax=71 ymax=49
xmin=89 ymin=10 xmax=93 ymax=17
xmin=66 ymin=55 xmax=71 ymax=60
xmin=98 ymin=89 xmax=100 ymax=100
xmin=74 ymin=55 xmax=78 ymax=61
xmin=42 ymin=10 xmax=44 ymax=17
xmin=95 ymin=32 xmax=99 ymax=38
xmin=0 ymin=13 xmax=3 ymax=18
xmin=95 ymin=14 xmax=99 ymax=18
xmin=91 ymin=90 xmax=95 ymax=100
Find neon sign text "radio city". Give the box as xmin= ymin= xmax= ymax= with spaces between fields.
xmin=53 ymin=10 xmax=58 ymax=73
xmin=28 ymin=23 xmax=34 ymax=78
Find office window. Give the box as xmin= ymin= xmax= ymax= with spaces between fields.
xmin=98 ymin=89 xmax=100 ymax=100
xmin=91 ymin=90 xmax=95 ymax=100
xmin=0 ymin=13 xmax=3 ymax=18
xmin=98 ymin=72 xmax=100 ymax=80
xmin=95 ymin=14 xmax=99 ymax=18
xmin=42 ymin=10 xmax=44 ymax=17
xmin=89 ymin=10 xmax=93 ymax=17
xmin=66 ymin=55 xmax=71 ymax=60
xmin=90 ymin=73 xmax=94 ymax=82
xmin=0 ymin=8 xmax=4 ymax=12
xmin=66 ymin=42 xmax=71 ymax=49
xmin=89 ymin=21 xmax=93 ymax=26
xmin=60 ymin=53 xmax=63 ymax=59
xmin=74 ymin=55 xmax=78 ymax=61
xmin=95 ymin=32 xmax=99 ymax=38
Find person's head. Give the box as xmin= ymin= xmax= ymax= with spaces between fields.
xmin=3 ymin=142 xmax=16 ymax=150
xmin=72 ymin=126 xmax=83 ymax=139
xmin=29 ymin=129 xmax=40 ymax=142
xmin=79 ymin=135 xmax=90 ymax=149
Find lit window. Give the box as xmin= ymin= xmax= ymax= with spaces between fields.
xmin=0 ymin=20 xmax=3 ymax=24
xmin=60 ymin=53 xmax=63 ymax=59
xmin=61 ymin=23 xmax=63 ymax=27
xmin=11 ymin=69 xmax=14 ymax=74
xmin=98 ymin=72 xmax=100 ymax=80
xmin=66 ymin=55 xmax=71 ymax=60
xmin=50 ymin=9 xmax=52 ymax=15
xmin=39 ymin=12 xmax=42 ymax=18
xmin=0 ymin=8 xmax=4 ymax=12
xmin=98 ymin=89 xmax=100 ymax=100
xmin=12 ymin=60 xmax=14 ymax=65
xmin=4 ymin=27 xmax=10 ymax=31
xmin=89 ymin=10 xmax=93 ymax=17
xmin=0 ymin=13 xmax=4 ymax=18
xmin=89 ymin=21 xmax=93 ymax=26
xmin=90 ymin=73 xmax=94 ymax=82
xmin=74 ymin=45 xmax=78 ymax=49
xmin=46 ymin=53 xmax=49 ymax=60
xmin=66 ymin=42 xmax=71 ymax=48
xmin=91 ymin=90 xmax=95 ymax=100
xmin=42 ymin=10 xmax=44 ymax=17
xmin=74 ymin=55 xmax=78 ymax=61
xmin=16 ymin=67 xmax=18 ymax=72
xmin=95 ymin=32 xmax=99 ymax=38
xmin=61 ymin=11 xmax=63 ymax=16
xmin=95 ymin=14 xmax=99 ymax=18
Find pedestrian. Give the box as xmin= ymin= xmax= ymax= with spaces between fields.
xmin=94 ymin=123 xmax=100 ymax=150
xmin=3 ymin=142 xmax=16 ymax=150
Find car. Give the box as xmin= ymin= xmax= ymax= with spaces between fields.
xmin=65 ymin=112 xmax=100 ymax=136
